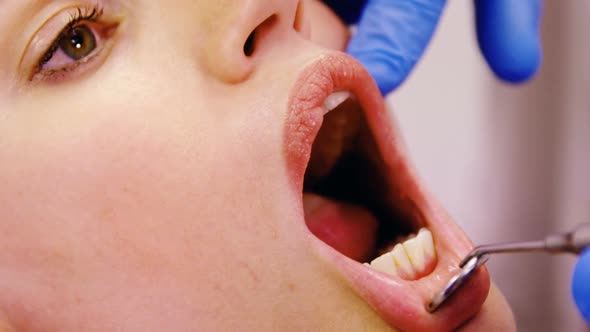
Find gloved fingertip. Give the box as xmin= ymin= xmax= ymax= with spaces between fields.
xmin=482 ymin=34 xmax=541 ymax=83
xmin=346 ymin=0 xmax=446 ymax=95
xmin=370 ymin=67 xmax=399 ymax=96
xmin=487 ymin=41 xmax=541 ymax=83
xmin=475 ymin=0 xmax=543 ymax=83
xmin=572 ymin=248 xmax=590 ymax=323
xmin=348 ymin=52 xmax=402 ymax=96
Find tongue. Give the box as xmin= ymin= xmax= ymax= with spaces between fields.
xmin=303 ymin=193 xmax=378 ymax=262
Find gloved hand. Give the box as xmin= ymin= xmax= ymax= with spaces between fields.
xmin=324 ymin=0 xmax=543 ymax=95
xmin=573 ymin=248 xmax=590 ymax=323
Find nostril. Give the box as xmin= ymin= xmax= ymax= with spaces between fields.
xmin=243 ymin=14 xmax=278 ymax=57
xmin=244 ymin=31 xmax=256 ymax=57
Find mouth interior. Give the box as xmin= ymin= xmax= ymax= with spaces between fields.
xmin=302 ymin=96 xmax=418 ymax=262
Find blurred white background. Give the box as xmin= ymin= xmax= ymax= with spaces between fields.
xmin=388 ymin=1 xmax=590 ymax=331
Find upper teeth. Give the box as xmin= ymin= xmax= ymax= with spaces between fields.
xmin=366 ymin=228 xmax=436 ymax=280
xmin=322 ymin=91 xmax=351 ymax=114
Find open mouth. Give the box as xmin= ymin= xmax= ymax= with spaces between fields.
xmin=285 ymin=52 xmax=492 ymax=331
xmin=302 ymin=91 xmax=436 ymax=280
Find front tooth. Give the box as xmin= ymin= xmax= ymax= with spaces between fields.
xmin=322 ymin=91 xmax=351 ymax=114
xmin=391 ymin=243 xmax=415 ymax=279
xmin=369 ymin=252 xmax=398 ymax=276
xmin=403 ymin=234 xmax=426 ymax=272
xmin=365 ymin=228 xmax=437 ymax=280
xmin=417 ymin=228 xmax=436 ymax=262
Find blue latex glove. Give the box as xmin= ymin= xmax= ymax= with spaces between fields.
xmin=573 ymin=248 xmax=590 ymax=323
xmin=324 ymin=0 xmax=543 ymax=95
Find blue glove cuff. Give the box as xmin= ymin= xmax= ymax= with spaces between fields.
xmin=573 ymin=248 xmax=590 ymax=323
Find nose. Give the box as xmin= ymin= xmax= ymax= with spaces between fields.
xmin=201 ymin=0 xmax=309 ymax=84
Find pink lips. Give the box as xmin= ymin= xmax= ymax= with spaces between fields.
xmin=284 ymin=52 xmax=491 ymax=331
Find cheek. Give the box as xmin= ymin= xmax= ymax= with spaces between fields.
xmin=0 ymin=98 xmax=281 ymax=239
xmin=0 ymin=93 xmax=306 ymax=326
xmin=307 ymin=0 xmax=350 ymax=51
xmin=0 ymin=90 xmax=289 ymax=276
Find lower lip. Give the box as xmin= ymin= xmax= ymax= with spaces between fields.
xmin=315 ymin=240 xmax=491 ymax=331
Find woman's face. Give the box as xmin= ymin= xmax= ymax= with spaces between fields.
xmin=0 ymin=1 xmax=515 ymax=331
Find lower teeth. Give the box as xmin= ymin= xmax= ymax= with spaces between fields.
xmin=366 ymin=228 xmax=437 ymax=280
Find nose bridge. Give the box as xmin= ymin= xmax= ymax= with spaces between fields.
xmin=201 ymin=0 xmax=302 ymax=84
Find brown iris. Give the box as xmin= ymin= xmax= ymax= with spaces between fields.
xmin=58 ymin=25 xmax=96 ymax=60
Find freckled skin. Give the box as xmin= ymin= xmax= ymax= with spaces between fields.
xmin=0 ymin=1 xmax=513 ymax=331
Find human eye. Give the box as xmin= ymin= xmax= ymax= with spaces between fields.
xmin=29 ymin=5 xmax=118 ymax=83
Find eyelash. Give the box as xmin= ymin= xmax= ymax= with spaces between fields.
xmin=39 ymin=6 xmax=103 ymax=66
xmin=32 ymin=5 xmax=107 ymax=81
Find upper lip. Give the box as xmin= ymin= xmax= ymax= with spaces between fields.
xmin=284 ymin=52 xmax=491 ymax=331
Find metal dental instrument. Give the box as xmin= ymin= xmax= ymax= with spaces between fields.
xmin=427 ymin=223 xmax=590 ymax=313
